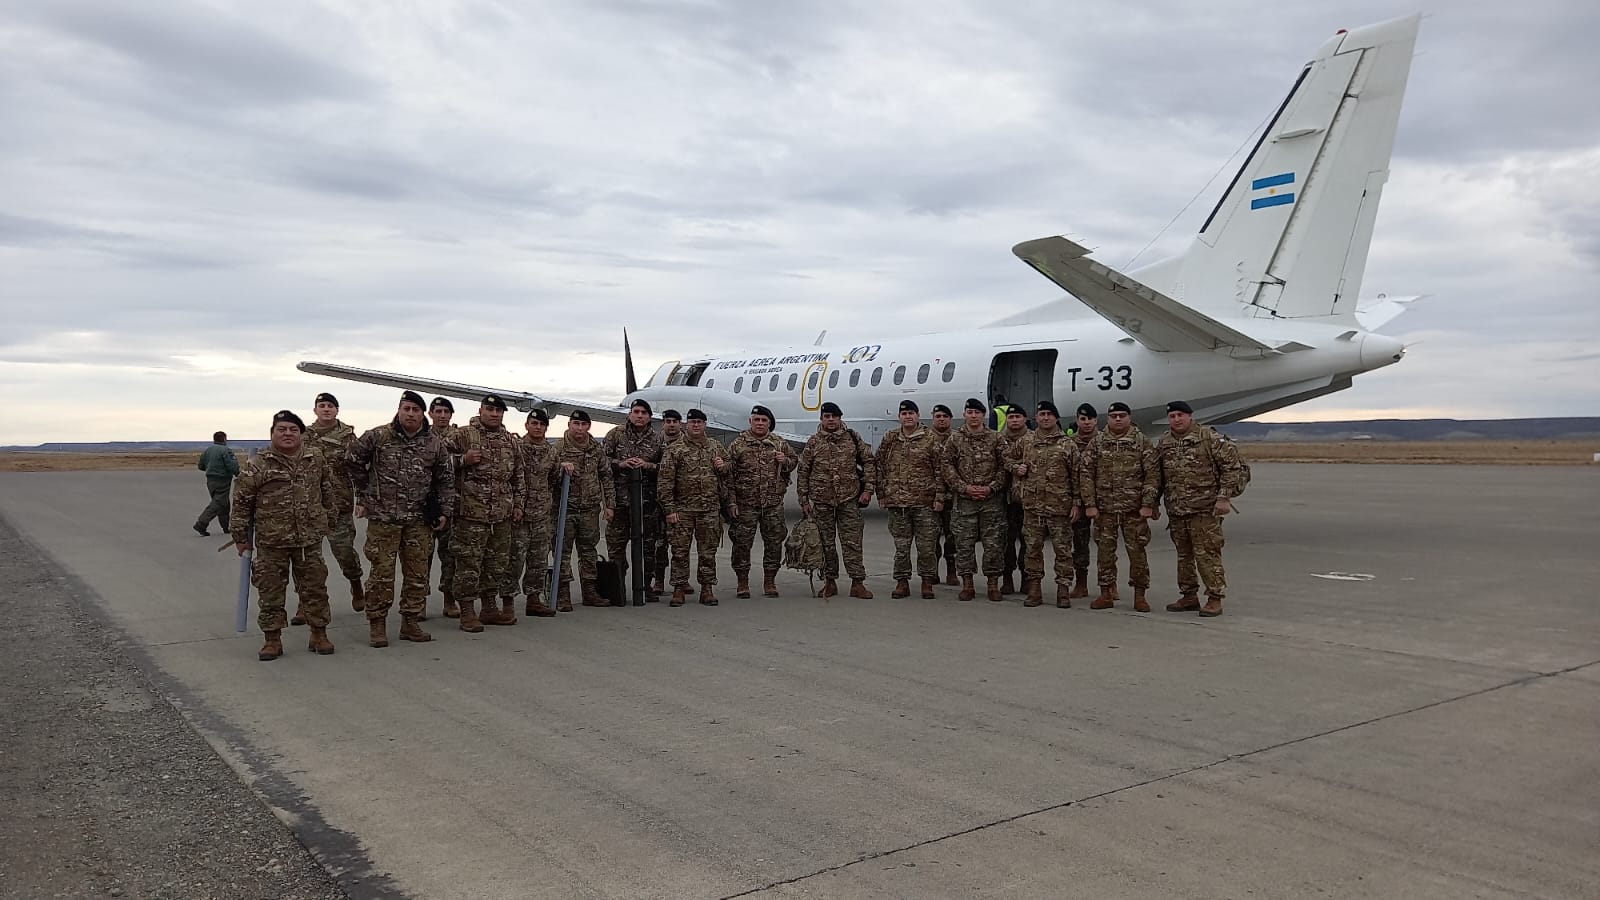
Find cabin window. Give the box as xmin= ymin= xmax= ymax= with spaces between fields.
xmin=769 ymin=374 xmax=779 ymax=391
xmin=871 ymin=367 xmax=883 ymax=386
xmin=893 ymin=365 xmax=906 ymax=385
xmin=787 ymin=373 xmax=798 ymax=391
xmin=828 ymin=370 xmax=839 ymax=388
xmin=705 ymin=378 xmax=715 ymax=390
xmin=941 ymin=362 xmax=956 ymax=382
xmin=734 ymin=377 xmax=744 ymax=393
xmin=916 ymin=363 xmax=930 ymax=384
xmin=849 ymin=369 xmax=861 ymax=387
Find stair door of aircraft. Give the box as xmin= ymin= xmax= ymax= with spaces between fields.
xmin=801 ymin=361 xmax=828 ymax=412
xmin=988 ymin=350 xmax=1058 ymax=420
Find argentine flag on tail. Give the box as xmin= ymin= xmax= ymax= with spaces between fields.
xmin=1250 ymin=172 xmax=1295 ymax=210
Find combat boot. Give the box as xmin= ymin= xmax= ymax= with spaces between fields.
xmin=1024 ymin=578 xmax=1043 ymax=607
xmin=581 ymin=581 xmax=605 ymax=607
xmin=399 ymin=615 xmax=432 ymax=642
xmin=555 ymin=582 xmax=573 ymax=613
xmin=700 ymin=585 xmax=719 ymax=606
xmin=921 ymin=576 xmax=937 ymax=599
xmin=368 ymin=619 xmax=389 ymax=648
xmin=1133 ymin=588 xmax=1150 ymax=613
xmin=349 ymin=578 xmax=365 ymax=612
xmin=986 ymin=576 xmax=1002 ymax=602
xmin=763 ymin=570 xmax=780 ymax=597
xmin=1199 ymin=597 xmax=1224 ymax=617
xmin=820 ymin=578 xmax=838 ymax=598
xmin=308 ymin=626 xmax=335 ymax=655
xmin=457 ymin=600 xmax=484 ymax=633
xmin=735 ymin=573 xmax=751 ymax=599
xmin=525 ymin=594 xmax=556 ymax=618
xmin=849 ymin=579 xmax=873 ymax=599
xmin=442 ymin=592 xmax=460 ymax=619
xmin=1166 ymin=593 xmax=1201 ymax=612
xmin=958 ymin=574 xmax=975 ymax=602
xmin=1056 ymin=584 xmax=1072 ymax=609
xmin=1091 ymin=585 xmax=1116 ymax=610
xmin=891 ymin=579 xmax=911 ymax=599
xmin=670 ymin=586 xmax=687 ymax=607
xmin=1001 ymin=573 xmax=1016 ymax=595
xmin=1070 ymin=569 xmax=1089 ymax=599
xmin=944 ymin=560 xmax=959 ymax=586
xmin=498 ymin=595 xmax=519 ymax=625
xmin=258 ymin=630 xmax=283 ymax=662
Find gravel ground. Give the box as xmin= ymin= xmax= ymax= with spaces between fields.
xmin=0 ymin=513 xmax=349 ymax=900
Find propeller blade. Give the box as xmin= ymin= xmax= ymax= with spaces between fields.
xmin=624 ymin=328 xmax=639 ymax=395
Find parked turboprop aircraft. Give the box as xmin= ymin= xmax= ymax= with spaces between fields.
xmin=302 ymin=14 xmax=1423 ymax=447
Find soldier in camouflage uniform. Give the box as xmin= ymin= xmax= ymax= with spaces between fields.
xmin=650 ymin=410 xmax=683 ymax=596
xmin=425 ymin=397 xmax=462 ymax=619
xmin=449 ymin=395 xmax=525 ymax=631
xmin=996 ymin=408 xmax=1031 ymax=594
xmin=797 ymin=401 xmax=875 ymax=599
xmin=943 ymin=398 xmax=1008 ymax=601
xmin=552 ymin=409 xmax=615 ymax=609
xmin=1067 ymin=403 xmax=1100 ymax=600
xmin=231 ymin=411 xmax=337 ymax=661
xmin=726 ymin=404 xmax=797 ymax=598
xmin=304 ymin=392 xmax=365 ymax=620
xmin=877 ymin=399 xmax=945 ymax=599
xmin=603 ymin=399 xmax=665 ymax=593
xmin=929 ymin=404 xmax=959 ymax=586
xmin=508 ymin=409 xmax=559 ymax=617
xmin=1080 ymin=401 xmax=1158 ymax=612
xmin=1009 ymin=400 xmax=1081 ymax=608
xmin=348 ymin=391 xmax=456 ymax=647
xmin=659 ymin=408 xmax=728 ymax=605
xmin=1154 ymin=400 xmax=1246 ymax=617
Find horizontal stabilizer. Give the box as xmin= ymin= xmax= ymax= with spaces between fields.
xmin=1012 ymin=237 xmax=1274 ymax=353
xmin=296 ymin=361 xmax=631 ymax=426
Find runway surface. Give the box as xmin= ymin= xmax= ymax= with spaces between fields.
xmin=0 ymin=463 xmax=1595 ymax=899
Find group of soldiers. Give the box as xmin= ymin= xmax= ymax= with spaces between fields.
xmin=220 ymin=388 xmax=1246 ymax=662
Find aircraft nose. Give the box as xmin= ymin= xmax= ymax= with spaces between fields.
xmin=1360 ymin=332 xmax=1406 ymax=370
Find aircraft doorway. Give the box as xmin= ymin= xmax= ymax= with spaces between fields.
xmin=987 ymin=350 xmax=1058 ymax=423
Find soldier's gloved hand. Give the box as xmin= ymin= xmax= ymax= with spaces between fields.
xmin=1085 ymin=506 xmax=1099 ymax=519
xmin=1214 ymin=497 xmax=1233 ymax=515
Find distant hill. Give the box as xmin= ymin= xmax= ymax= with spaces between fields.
xmin=1216 ymin=418 xmax=1600 ymax=442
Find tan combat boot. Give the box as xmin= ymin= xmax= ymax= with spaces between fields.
xmin=735 ymin=573 xmax=751 ymax=599
xmin=762 ymin=570 xmax=780 ymax=597
xmin=921 ymin=576 xmax=937 ymax=599
xmin=1056 ymin=583 xmax=1072 ymax=609
xmin=944 ymin=560 xmax=959 ymax=586
xmin=1199 ymin=597 xmax=1224 ymax=617
xmin=349 ymin=578 xmax=365 ymax=612
xmin=986 ymin=576 xmax=1002 ymax=602
xmin=891 ymin=579 xmax=911 ymax=599
xmin=1070 ymin=569 xmax=1089 ymax=599
xmin=1001 ymin=573 xmax=1016 ymax=595
xmin=556 ymin=582 xmax=573 ymax=613
xmin=1167 ymin=593 xmax=1201 ymax=612
xmin=457 ymin=600 xmax=484 ymax=633
xmin=958 ymin=574 xmax=975 ymax=602
xmin=525 ymin=594 xmax=556 ymax=618
xmin=1133 ymin=588 xmax=1150 ymax=613
xmin=307 ymin=625 xmax=335 ymax=655
xmin=820 ymin=578 xmax=839 ymax=598
xmin=399 ymin=615 xmax=432 ymax=642
xmin=368 ymin=619 xmax=389 ymax=648
xmin=670 ymin=586 xmax=687 ymax=607
xmin=849 ymin=579 xmax=873 ymax=599
xmin=258 ymin=630 xmax=283 ymax=662
xmin=699 ymin=585 xmax=719 ymax=606
xmin=1091 ymin=585 xmax=1116 ymax=610
xmin=1024 ymin=578 xmax=1043 ymax=607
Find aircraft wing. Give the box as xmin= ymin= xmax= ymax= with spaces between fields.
xmin=1012 ymin=237 xmax=1274 ymax=353
xmin=296 ymin=361 xmax=630 ymax=426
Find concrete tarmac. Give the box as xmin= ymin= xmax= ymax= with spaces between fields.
xmin=0 ymin=463 xmax=1595 ymax=899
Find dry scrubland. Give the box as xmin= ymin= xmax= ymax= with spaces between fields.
xmin=2 ymin=441 xmax=1596 ymax=473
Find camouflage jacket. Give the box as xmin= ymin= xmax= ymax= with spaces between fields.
xmin=659 ymin=434 xmax=727 ymax=514
xmin=1155 ymin=425 xmax=1246 ymax=516
xmin=552 ymin=432 xmax=614 ymax=510
xmin=726 ymin=430 xmax=797 ymax=508
xmin=797 ymin=426 xmax=875 ymax=506
xmin=996 ymin=426 xmax=1032 ymax=502
xmin=522 ymin=435 xmax=558 ymax=520
xmin=1080 ymin=427 xmax=1158 ymax=513
xmin=942 ymin=426 xmax=1007 ymax=498
xmin=231 ymin=447 xmax=335 ymax=548
xmin=1010 ymin=424 xmax=1079 ymax=515
xmin=451 ymin=417 xmax=525 ymax=523
xmin=603 ymin=423 xmax=665 ymax=500
xmin=347 ymin=419 xmax=456 ymax=524
xmin=306 ymin=418 xmax=358 ymax=514
xmin=876 ymin=426 xmax=943 ymax=507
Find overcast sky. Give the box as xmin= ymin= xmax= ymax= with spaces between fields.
xmin=2 ymin=0 xmax=1596 ymax=444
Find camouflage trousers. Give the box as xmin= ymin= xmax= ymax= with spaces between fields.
xmin=730 ymin=503 xmax=787 ymax=575
xmin=669 ymin=509 xmax=722 ymax=588
xmin=364 ymin=519 xmax=433 ymax=619
xmin=1022 ymin=510 xmax=1077 ymax=587
xmin=324 ymin=512 xmax=363 ymax=581
xmin=558 ymin=505 xmax=602 ymax=586
xmin=811 ymin=502 xmax=866 ymax=580
xmin=952 ymin=495 xmax=1006 ymax=576
xmin=606 ymin=499 xmax=658 ymax=582
xmin=253 ymin=543 xmax=328 ymax=632
xmin=1169 ymin=513 xmax=1226 ymax=599
xmin=1002 ymin=500 xmax=1025 ymax=577
xmin=197 ymin=476 xmax=232 ymax=531
xmin=507 ymin=512 xmax=554 ymax=600
xmin=1093 ymin=512 xmax=1151 ymax=589
xmin=887 ymin=505 xmax=940 ymax=580
xmin=452 ymin=518 xmax=515 ymax=604
xmin=1071 ymin=515 xmax=1092 ymax=574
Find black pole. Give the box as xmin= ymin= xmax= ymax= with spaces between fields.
xmin=629 ymin=468 xmax=646 ymax=605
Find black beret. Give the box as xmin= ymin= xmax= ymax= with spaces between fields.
xmin=569 ymin=409 xmax=591 ymax=423
xmin=429 ymin=396 xmax=454 ymax=412
xmin=820 ymin=401 xmax=842 ymax=417
xmin=749 ymin=404 xmax=774 ymax=423
xmin=399 ymin=390 xmax=426 ymax=409
xmin=932 ymin=404 xmax=952 ymax=416
xmin=314 ymin=392 xmax=338 ymax=407
xmin=629 ymin=398 xmax=652 ymax=414
xmin=1076 ymin=403 xmax=1097 ymax=419
xmin=272 ymin=410 xmax=305 ymax=431
xmin=662 ymin=409 xmax=682 ymax=421
xmin=1107 ymin=401 xmax=1131 ymax=414
xmin=481 ymin=394 xmax=508 ymax=411
xmin=526 ymin=409 xmax=549 ymax=424
xmin=687 ymin=408 xmax=708 ymax=421
xmin=1166 ymin=400 xmax=1194 ymax=414
xmin=965 ymin=398 xmax=986 ymax=413
xmin=898 ymin=399 xmax=919 ymax=413
xmin=1036 ymin=400 xmax=1060 ymax=417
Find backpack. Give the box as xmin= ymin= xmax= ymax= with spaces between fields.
xmin=1201 ymin=426 xmax=1251 ymax=496
xmin=784 ymin=517 xmax=825 ymax=596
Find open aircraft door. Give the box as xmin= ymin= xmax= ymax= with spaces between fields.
xmin=801 ymin=361 xmax=828 ymax=412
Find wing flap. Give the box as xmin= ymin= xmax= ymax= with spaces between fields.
xmin=296 ymin=362 xmax=630 ymax=426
